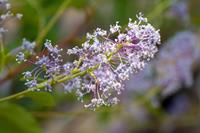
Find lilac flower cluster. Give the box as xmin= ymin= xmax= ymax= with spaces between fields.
xmin=125 ymin=31 xmax=199 ymax=97
xmin=155 ymin=31 xmax=199 ymax=96
xmin=17 ymin=13 xmax=160 ymax=109
xmin=65 ymin=13 xmax=160 ymax=109
xmin=19 ymin=40 xmax=63 ymax=92
xmin=16 ymin=39 xmax=36 ymax=63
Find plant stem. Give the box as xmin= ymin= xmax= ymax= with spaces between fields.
xmin=0 ymin=89 xmax=31 ymax=102
xmin=36 ymin=0 xmax=71 ymax=45
xmin=0 ymin=64 xmax=99 ymax=102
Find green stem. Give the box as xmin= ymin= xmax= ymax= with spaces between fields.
xmin=0 ymin=64 xmax=99 ymax=102
xmin=107 ymin=44 xmax=123 ymax=60
xmin=0 ymin=89 xmax=31 ymax=102
xmin=35 ymin=0 xmax=71 ymax=45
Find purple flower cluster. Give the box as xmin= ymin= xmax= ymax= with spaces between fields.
xmin=17 ymin=13 xmax=160 ymax=109
xmin=21 ymin=38 xmax=36 ymax=54
xmin=125 ymin=31 xmax=199 ymax=97
xmin=20 ymin=40 xmax=63 ymax=91
xmin=156 ymin=31 xmax=199 ymax=96
xmin=66 ymin=13 xmax=160 ymax=109
xmin=16 ymin=39 xmax=36 ymax=63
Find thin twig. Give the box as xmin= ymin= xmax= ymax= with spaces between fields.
xmin=35 ymin=0 xmax=72 ymax=45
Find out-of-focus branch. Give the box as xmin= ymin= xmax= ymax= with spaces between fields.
xmin=35 ymin=0 xmax=72 ymax=45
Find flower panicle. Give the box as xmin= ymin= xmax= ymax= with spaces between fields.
xmin=16 ymin=13 xmax=161 ymax=110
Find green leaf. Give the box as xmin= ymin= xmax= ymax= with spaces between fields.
xmin=0 ymin=103 xmax=41 ymax=133
xmin=25 ymin=91 xmax=56 ymax=107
